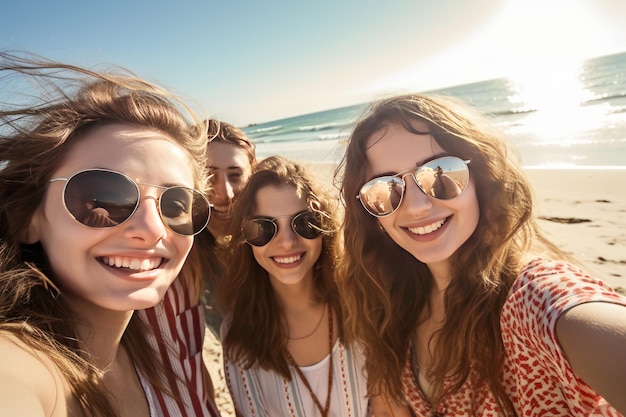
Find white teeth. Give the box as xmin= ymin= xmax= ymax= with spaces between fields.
xmin=102 ymin=256 xmax=161 ymax=271
xmin=273 ymin=254 xmax=302 ymax=264
xmin=211 ymin=204 xmax=230 ymax=214
xmin=408 ymin=219 xmax=446 ymax=235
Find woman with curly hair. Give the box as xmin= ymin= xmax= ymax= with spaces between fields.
xmin=336 ymin=93 xmax=626 ymax=416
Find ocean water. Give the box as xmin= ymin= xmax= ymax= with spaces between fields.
xmin=243 ymin=51 xmax=626 ymax=168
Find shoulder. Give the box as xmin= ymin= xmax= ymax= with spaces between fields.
xmin=0 ymin=332 xmax=67 ymax=416
xmin=511 ymin=258 xmax=622 ymax=304
xmin=502 ymin=258 xmax=626 ymax=342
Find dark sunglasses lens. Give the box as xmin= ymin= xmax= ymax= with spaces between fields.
xmin=160 ymin=188 xmax=210 ymax=236
xmin=242 ymin=218 xmax=276 ymax=246
xmin=64 ymin=170 xmax=138 ymax=228
xmin=358 ymin=176 xmax=404 ymax=216
xmin=417 ymin=157 xmax=469 ymax=200
xmin=292 ymin=211 xmax=322 ymax=239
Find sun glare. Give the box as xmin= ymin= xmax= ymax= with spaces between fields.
xmin=505 ymin=59 xmax=602 ymax=146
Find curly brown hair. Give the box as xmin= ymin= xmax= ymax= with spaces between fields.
xmin=335 ymin=93 xmax=566 ymax=415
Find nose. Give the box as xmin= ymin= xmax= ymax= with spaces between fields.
xmin=211 ymin=172 xmax=235 ymax=201
xmin=124 ymin=196 xmax=168 ymax=242
xmin=401 ymin=174 xmax=433 ymax=216
xmin=272 ymin=219 xmax=298 ymax=248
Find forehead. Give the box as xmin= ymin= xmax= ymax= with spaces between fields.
xmin=364 ymin=122 xmax=444 ymax=177
xmin=59 ymin=123 xmax=195 ymax=186
xmin=206 ymin=141 xmax=251 ymax=169
xmin=254 ymin=184 xmax=306 ymax=217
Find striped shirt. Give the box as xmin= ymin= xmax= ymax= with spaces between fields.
xmin=225 ymin=340 xmax=370 ymax=416
xmin=139 ymin=275 xmax=222 ymax=417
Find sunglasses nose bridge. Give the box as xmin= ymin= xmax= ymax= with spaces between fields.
xmin=271 ymin=217 xmax=299 ymax=245
xmin=127 ymin=194 xmax=169 ymax=236
xmin=397 ymin=171 xmax=413 ymax=187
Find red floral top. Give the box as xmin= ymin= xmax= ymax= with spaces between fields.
xmin=401 ymin=259 xmax=626 ymax=416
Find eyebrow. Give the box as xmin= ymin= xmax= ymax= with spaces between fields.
xmin=207 ymin=165 xmax=245 ymax=172
xmin=367 ymin=152 xmax=450 ymax=179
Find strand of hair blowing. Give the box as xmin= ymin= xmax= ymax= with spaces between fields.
xmin=0 ymin=52 xmax=206 ymax=416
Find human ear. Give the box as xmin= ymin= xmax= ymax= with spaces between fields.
xmin=18 ymin=210 xmax=42 ymax=244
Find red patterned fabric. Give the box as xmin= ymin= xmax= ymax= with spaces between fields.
xmin=401 ymin=259 xmax=626 ymax=416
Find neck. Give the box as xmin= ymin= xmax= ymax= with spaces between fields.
xmin=427 ymin=260 xmax=452 ymax=294
xmin=272 ymin=275 xmax=320 ymax=313
xmin=71 ymin=300 xmax=134 ymax=369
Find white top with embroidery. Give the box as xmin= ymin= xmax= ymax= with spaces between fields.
xmin=224 ymin=340 xmax=370 ymax=416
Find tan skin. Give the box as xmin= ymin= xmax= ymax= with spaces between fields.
xmin=205 ymin=141 xmax=252 ymax=238
xmin=557 ymin=302 xmax=626 ymax=413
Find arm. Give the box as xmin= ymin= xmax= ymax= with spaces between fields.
xmin=556 ymin=301 xmax=626 ymax=414
xmin=370 ymin=394 xmax=412 ymax=417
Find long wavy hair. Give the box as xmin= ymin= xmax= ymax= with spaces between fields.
xmin=335 ymin=93 xmax=566 ymax=414
xmin=0 ymin=52 xmax=207 ymax=417
xmin=219 ymin=155 xmax=341 ymax=378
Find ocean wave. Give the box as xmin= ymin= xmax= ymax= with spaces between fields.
xmin=318 ymin=132 xmax=348 ymax=141
xmin=298 ymin=121 xmax=347 ymax=132
xmin=249 ymin=125 xmax=283 ymax=134
xmin=581 ymin=92 xmax=626 ymax=106
xmin=488 ymin=107 xmax=538 ymax=117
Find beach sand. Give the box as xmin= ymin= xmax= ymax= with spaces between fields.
xmin=204 ymin=166 xmax=626 ymax=416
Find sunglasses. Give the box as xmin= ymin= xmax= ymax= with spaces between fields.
xmin=49 ymin=169 xmax=210 ymax=236
xmin=241 ymin=210 xmax=323 ymax=246
xmin=357 ymin=156 xmax=470 ymax=217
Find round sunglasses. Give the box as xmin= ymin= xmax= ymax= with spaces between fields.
xmin=357 ymin=156 xmax=470 ymax=217
xmin=241 ymin=210 xmax=323 ymax=246
xmin=49 ymin=169 xmax=210 ymax=236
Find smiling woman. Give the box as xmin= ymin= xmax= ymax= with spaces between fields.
xmin=0 ymin=52 xmax=219 ymax=417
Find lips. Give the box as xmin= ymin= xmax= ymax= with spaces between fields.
xmin=210 ymin=203 xmax=230 ymax=218
xmin=272 ymin=254 xmax=303 ymax=264
xmin=408 ymin=218 xmax=447 ymax=235
xmin=99 ymin=256 xmax=163 ymax=271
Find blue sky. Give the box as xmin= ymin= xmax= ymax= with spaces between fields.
xmin=3 ymin=0 xmax=626 ymax=126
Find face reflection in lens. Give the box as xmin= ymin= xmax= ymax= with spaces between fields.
xmin=55 ymin=169 xmax=209 ymax=235
xmin=242 ymin=210 xmax=321 ymax=246
xmin=358 ymin=156 xmax=470 ymax=217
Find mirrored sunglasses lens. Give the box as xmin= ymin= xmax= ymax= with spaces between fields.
xmin=161 ymin=188 xmax=210 ymax=236
xmin=292 ymin=211 xmax=322 ymax=239
xmin=242 ymin=219 xmax=276 ymax=246
xmin=359 ymin=177 xmax=404 ymax=216
xmin=64 ymin=170 xmax=138 ymax=228
xmin=417 ymin=157 xmax=469 ymax=200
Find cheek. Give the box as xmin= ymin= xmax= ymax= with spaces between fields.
xmin=458 ymin=181 xmax=481 ymax=234
xmin=175 ymin=236 xmax=194 ymax=260
xmin=251 ymin=246 xmax=265 ymax=266
xmin=309 ymin=237 xmax=323 ymax=262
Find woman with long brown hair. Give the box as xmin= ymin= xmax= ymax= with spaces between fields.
xmin=337 ymin=93 xmax=626 ymax=416
xmin=0 ymin=52 xmax=219 ymax=417
xmin=219 ymin=156 xmax=371 ymax=416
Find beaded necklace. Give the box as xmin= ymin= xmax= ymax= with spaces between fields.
xmin=285 ymin=304 xmax=333 ymax=417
